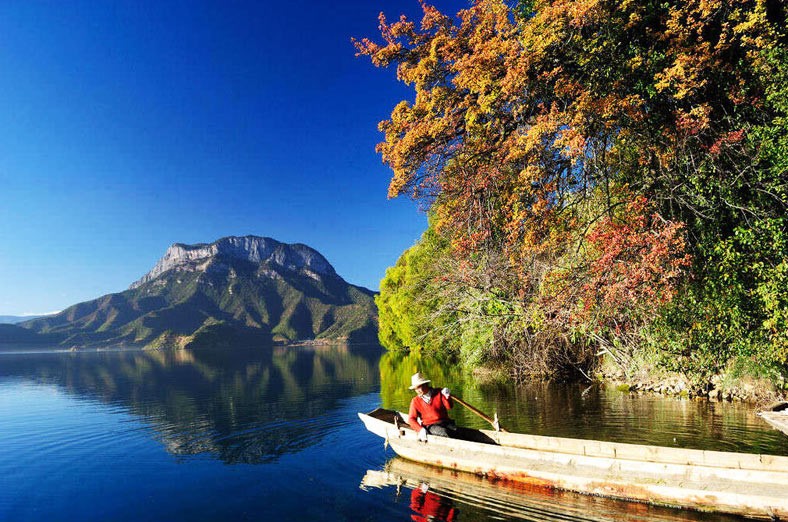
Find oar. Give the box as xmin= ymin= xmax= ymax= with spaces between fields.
xmin=452 ymin=395 xmax=508 ymax=433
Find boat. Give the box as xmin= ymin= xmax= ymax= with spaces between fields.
xmin=358 ymin=408 xmax=788 ymax=520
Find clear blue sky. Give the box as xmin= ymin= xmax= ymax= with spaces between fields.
xmin=0 ymin=1 xmax=462 ymax=315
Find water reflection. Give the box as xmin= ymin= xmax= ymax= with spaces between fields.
xmin=0 ymin=344 xmax=383 ymax=463
xmin=409 ymin=482 xmax=458 ymax=522
xmin=378 ymin=352 xmax=788 ymax=455
xmin=3 ymin=345 xmax=787 ymax=521
xmin=361 ymin=458 xmax=742 ymax=522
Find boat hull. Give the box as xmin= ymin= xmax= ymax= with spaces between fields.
xmin=359 ymin=408 xmax=788 ymax=520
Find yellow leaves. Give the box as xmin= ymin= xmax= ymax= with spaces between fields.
xmin=696 ymin=0 xmax=718 ymax=19
xmin=655 ymin=0 xmax=779 ymax=106
xmin=732 ymin=2 xmax=773 ymax=64
xmin=564 ymin=0 xmax=605 ymax=29
xmin=624 ymin=1 xmax=644 ymax=31
xmin=518 ymin=165 xmax=542 ymax=185
xmin=629 ymin=54 xmax=644 ymax=71
xmin=530 ymin=0 xmax=605 ymax=32
xmin=523 ymin=107 xmax=562 ymax=152
xmin=464 ymin=0 xmax=513 ymax=35
xmin=389 ymin=100 xmax=413 ymax=124
xmin=555 ymin=127 xmax=587 ymax=162
xmin=451 ymin=1 xmax=518 ymax=102
xmin=388 ymin=169 xmax=410 ymax=199
xmin=732 ymin=6 xmax=760 ymax=35
xmin=520 ymin=4 xmax=565 ymax=56
xmin=361 ymin=0 xmax=781 ymax=285
xmin=655 ymin=50 xmax=713 ymax=100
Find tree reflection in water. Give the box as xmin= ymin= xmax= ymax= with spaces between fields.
xmin=378 ymin=351 xmax=788 ymax=455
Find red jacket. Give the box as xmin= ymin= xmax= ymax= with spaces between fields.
xmin=408 ymin=388 xmax=453 ymax=432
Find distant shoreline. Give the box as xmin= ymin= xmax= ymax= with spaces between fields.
xmin=0 ymin=345 xmax=148 ymax=355
xmin=0 ymin=339 xmax=384 ymax=355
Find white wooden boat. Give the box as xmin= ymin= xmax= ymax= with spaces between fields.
xmin=358 ymin=408 xmax=788 ymax=520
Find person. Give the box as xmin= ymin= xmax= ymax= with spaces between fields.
xmin=407 ymin=372 xmax=458 ymax=440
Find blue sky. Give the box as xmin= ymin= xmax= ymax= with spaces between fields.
xmin=0 ymin=1 xmax=463 ymax=315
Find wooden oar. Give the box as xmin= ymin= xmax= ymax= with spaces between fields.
xmin=452 ymin=395 xmax=508 ymax=433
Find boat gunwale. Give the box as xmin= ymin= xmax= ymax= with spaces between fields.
xmin=360 ymin=408 xmax=788 ymax=473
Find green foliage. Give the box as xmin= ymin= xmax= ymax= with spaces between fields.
xmin=654 ymin=217 xmax=788 ymax=376
xmin=375 ymin=219 xmax=455 ymax=355
xmin=724 ymin=355 xmax=785 ymax=387
xmin=376 ymin=218 xmax=527 ymax=371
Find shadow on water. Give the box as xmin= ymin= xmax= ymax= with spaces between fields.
xmin=0 ymin=342 xmax=384 ymax=464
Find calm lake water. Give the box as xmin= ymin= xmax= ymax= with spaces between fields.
xmin=1 ymin=344 xmax=787 ymax=521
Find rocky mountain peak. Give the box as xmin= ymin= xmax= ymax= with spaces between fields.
xmin=130 ymin=235 xmax=338 ymax=289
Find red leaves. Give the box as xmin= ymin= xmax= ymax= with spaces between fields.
xmin=709 ymin=129 xmax=746 ymax=155
xmin=575 ymin=196 xmax=692 ymax=329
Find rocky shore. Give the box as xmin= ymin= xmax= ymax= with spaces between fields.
xmin=597 ymin=368 xmax=786 ymax=407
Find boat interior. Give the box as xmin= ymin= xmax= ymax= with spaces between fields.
xmin=367 ymin=407 xmax=500 ymax=445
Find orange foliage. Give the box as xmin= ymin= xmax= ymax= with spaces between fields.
xmin=356 ymin=0 xmax=780 ymax=324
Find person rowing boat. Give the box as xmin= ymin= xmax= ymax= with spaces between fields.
xmin=407 ymin=372 xmax=458 ymax=441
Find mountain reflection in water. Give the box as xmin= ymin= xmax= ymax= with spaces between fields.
xmin=0 ymin=344 xmax=383 ymax=464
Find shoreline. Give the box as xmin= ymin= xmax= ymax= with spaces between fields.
xmin=596 ymin=370 xmax=787 ymax=407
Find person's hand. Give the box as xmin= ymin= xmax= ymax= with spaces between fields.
xmin=418 ymin=427 xmax=428 ymax=442
xmin=441 ymin=387 xmax=451 ymax=398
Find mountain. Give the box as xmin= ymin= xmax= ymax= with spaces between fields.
xmin=12 ymin=236 xmax=378 ymax=349
xmin=0 ymin=324 xmax=64 ymax=347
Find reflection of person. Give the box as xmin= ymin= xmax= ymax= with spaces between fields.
xmin=410 ymin=483 xmax=458 ymax=522
xmin=408 ymin=372 xmax=457 ymax=440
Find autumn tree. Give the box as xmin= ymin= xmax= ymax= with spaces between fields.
xmin=361 ymin=0 xmax=788 ymax=381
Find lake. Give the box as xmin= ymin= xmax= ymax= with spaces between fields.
xmin=1 ymin=344 xmax=787 ymax=521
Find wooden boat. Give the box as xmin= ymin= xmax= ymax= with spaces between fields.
xmin=358 ymin=408 xmax=788 ymax=520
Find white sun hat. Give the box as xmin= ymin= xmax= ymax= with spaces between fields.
xmin=409 ymin=372 xmax=431 ymax=390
